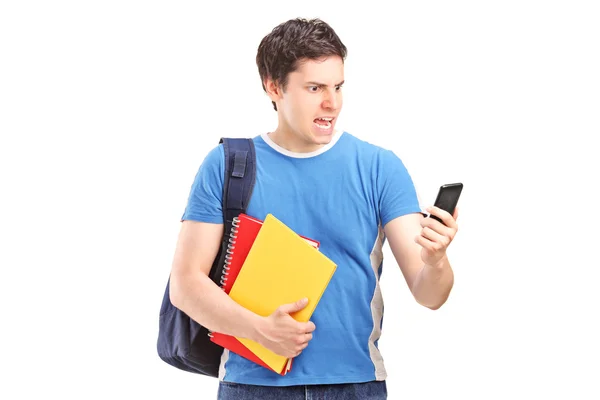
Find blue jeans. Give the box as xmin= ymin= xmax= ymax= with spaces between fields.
xmin=217 ymin=380 xmax=387 ymax=399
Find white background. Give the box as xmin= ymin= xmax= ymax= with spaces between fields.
xmin=1 ymin=1 xmax=599 ymax=399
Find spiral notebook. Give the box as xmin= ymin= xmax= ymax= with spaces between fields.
xmin=218 ymin=213 xmax=319 ymax=294
xmin=209 ymin=213 xmax=320 ymax=375
xmin=228 ymin=214 xmax=337 ymax=374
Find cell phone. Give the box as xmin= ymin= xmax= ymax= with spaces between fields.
xmin=429 ymin=183 xmax=463 ymax=224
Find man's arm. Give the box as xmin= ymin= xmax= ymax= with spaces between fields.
xmin=169 ymin=220 xmax=316 ymax=358
xmin=383 ymin=207 xmax=458 ymax=310
xmin=169 ymin=220 xmax=264 ymax=340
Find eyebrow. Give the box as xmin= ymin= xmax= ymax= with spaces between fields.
xmin=305 ymin=80 xmax=345 ymax=87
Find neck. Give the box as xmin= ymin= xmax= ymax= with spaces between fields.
xmin=269 ymin=128 xmax=322 ymax=153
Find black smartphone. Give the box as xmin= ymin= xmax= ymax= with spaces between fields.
xmin=429 ymin=183 xmax=463 ymax=224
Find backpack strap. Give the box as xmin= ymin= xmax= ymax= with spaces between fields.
xmin=219 ymin=137 xmax=256 ymax=226
xmin=208 ymin=137 xmax=256 ymax=283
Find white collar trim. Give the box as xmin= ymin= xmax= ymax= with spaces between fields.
xmin=261 ymin=129 xmax=343 ymax=158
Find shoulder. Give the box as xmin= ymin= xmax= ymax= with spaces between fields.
xmin=340 ymin=131 xmax=405 ymax=166
xmin=199 ymin=136 xmax=262 ymax=175
xmin=205 ymin=142 xmax=225 ymax=163
xmin=189 ymin=142 xmax=225 ymax=185
xmin=200 ymin=136 xmax=259 ymax=170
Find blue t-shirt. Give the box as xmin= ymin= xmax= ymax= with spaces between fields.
xmin=181 ymin=130 xmax=422 ymax=386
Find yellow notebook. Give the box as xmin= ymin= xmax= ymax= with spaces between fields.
xmin=228 ymin=213 xmax=337 ymax=373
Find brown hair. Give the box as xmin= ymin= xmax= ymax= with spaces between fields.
xmin=256 ymin=18 xmax=348 ymax=111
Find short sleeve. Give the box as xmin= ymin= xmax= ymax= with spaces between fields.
xmin=376 ymin=149 xmax=423 ymax=227
xmin=180 ymin=144 xmax=224 ymax=223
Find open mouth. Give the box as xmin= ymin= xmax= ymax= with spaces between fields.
xmin=313 ymin=117 xmax=334 ymax=129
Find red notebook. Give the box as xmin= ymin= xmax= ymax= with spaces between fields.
xmin=209 ymin=213 xmax=319 ymax=375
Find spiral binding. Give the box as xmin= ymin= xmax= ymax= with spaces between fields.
xmin=220 ymin=216 xmax=240 ymax=288
xmin=207 ymin=216 xmax=240 ymax=339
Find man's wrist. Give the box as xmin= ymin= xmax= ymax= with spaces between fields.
xmin=425 ymin=255 xmax=449 ymax=271
xmin=246 ymin=313 xmax=266 ymax=343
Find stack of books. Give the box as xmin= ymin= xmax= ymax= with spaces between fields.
xmin=209 ymin=213 xmax=337 ymax=375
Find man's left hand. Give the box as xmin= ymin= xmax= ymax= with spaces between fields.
xmin=415 ymin=206 xmax=459 ymax=268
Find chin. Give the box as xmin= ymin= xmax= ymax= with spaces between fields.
xmin=307 ymin=134 xmax=331 ymax=146
xmin=317 ymin=135 xmax=334 ymax=143
xmin=310 ymin=126 xmax=336 ymax=142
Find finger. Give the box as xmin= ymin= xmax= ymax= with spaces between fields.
xmin=303 ymin=321 xmax=316 ymax=333
xmin=427 ymin=206 xmax=452 ymax=223
xmin=427 ymin=206 xmax=458 ymax=230
xmin=279 ymin=298 xmax=308 ymax=314
xmin=421 ymin=216 xmax=451 ymax=234
xmin=421 ymin=226 xmax=448 ymax=247
xmin=303 ymin=332 xmax=313 ymax=343
xmin=453 ymin=206 xmax=459 ymax=221
xmin=296 ymin=333 xmax=312 ymax=345
xmin=415 ymin=233 xmax=438 ymax=252
xmin=299 ymin=340 xmax=310 ymax=350
xmin=421 ymin=209 xmax=447 ymax=229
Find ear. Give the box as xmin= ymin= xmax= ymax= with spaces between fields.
xmin=264 ymin=79 xmax=283 ymax=103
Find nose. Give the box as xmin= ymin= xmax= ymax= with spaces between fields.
xmin=322 ymin=89 xmax=340 ymax=111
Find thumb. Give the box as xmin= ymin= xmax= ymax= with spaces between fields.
xmin=278 ymin=297 xmax=308 ymax=314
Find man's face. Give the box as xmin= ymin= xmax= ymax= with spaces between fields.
xmin=270 ymin=56 xmax=345 ymax=150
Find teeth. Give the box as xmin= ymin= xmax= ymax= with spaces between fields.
xmin=317 ymin=117 xmax=333 ymax=121
xmin=314 ymin=120 xmax=332 ymax=129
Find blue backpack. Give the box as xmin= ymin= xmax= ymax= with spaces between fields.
xmin=157 ymin=137 xmax=256 ymax=377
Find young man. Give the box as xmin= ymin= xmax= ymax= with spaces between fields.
xmin=169 ymin=18 xmax=459 ymax=400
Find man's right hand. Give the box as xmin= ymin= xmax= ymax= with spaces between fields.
xmin=255 ymin=298 xmax=316 ymax=359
